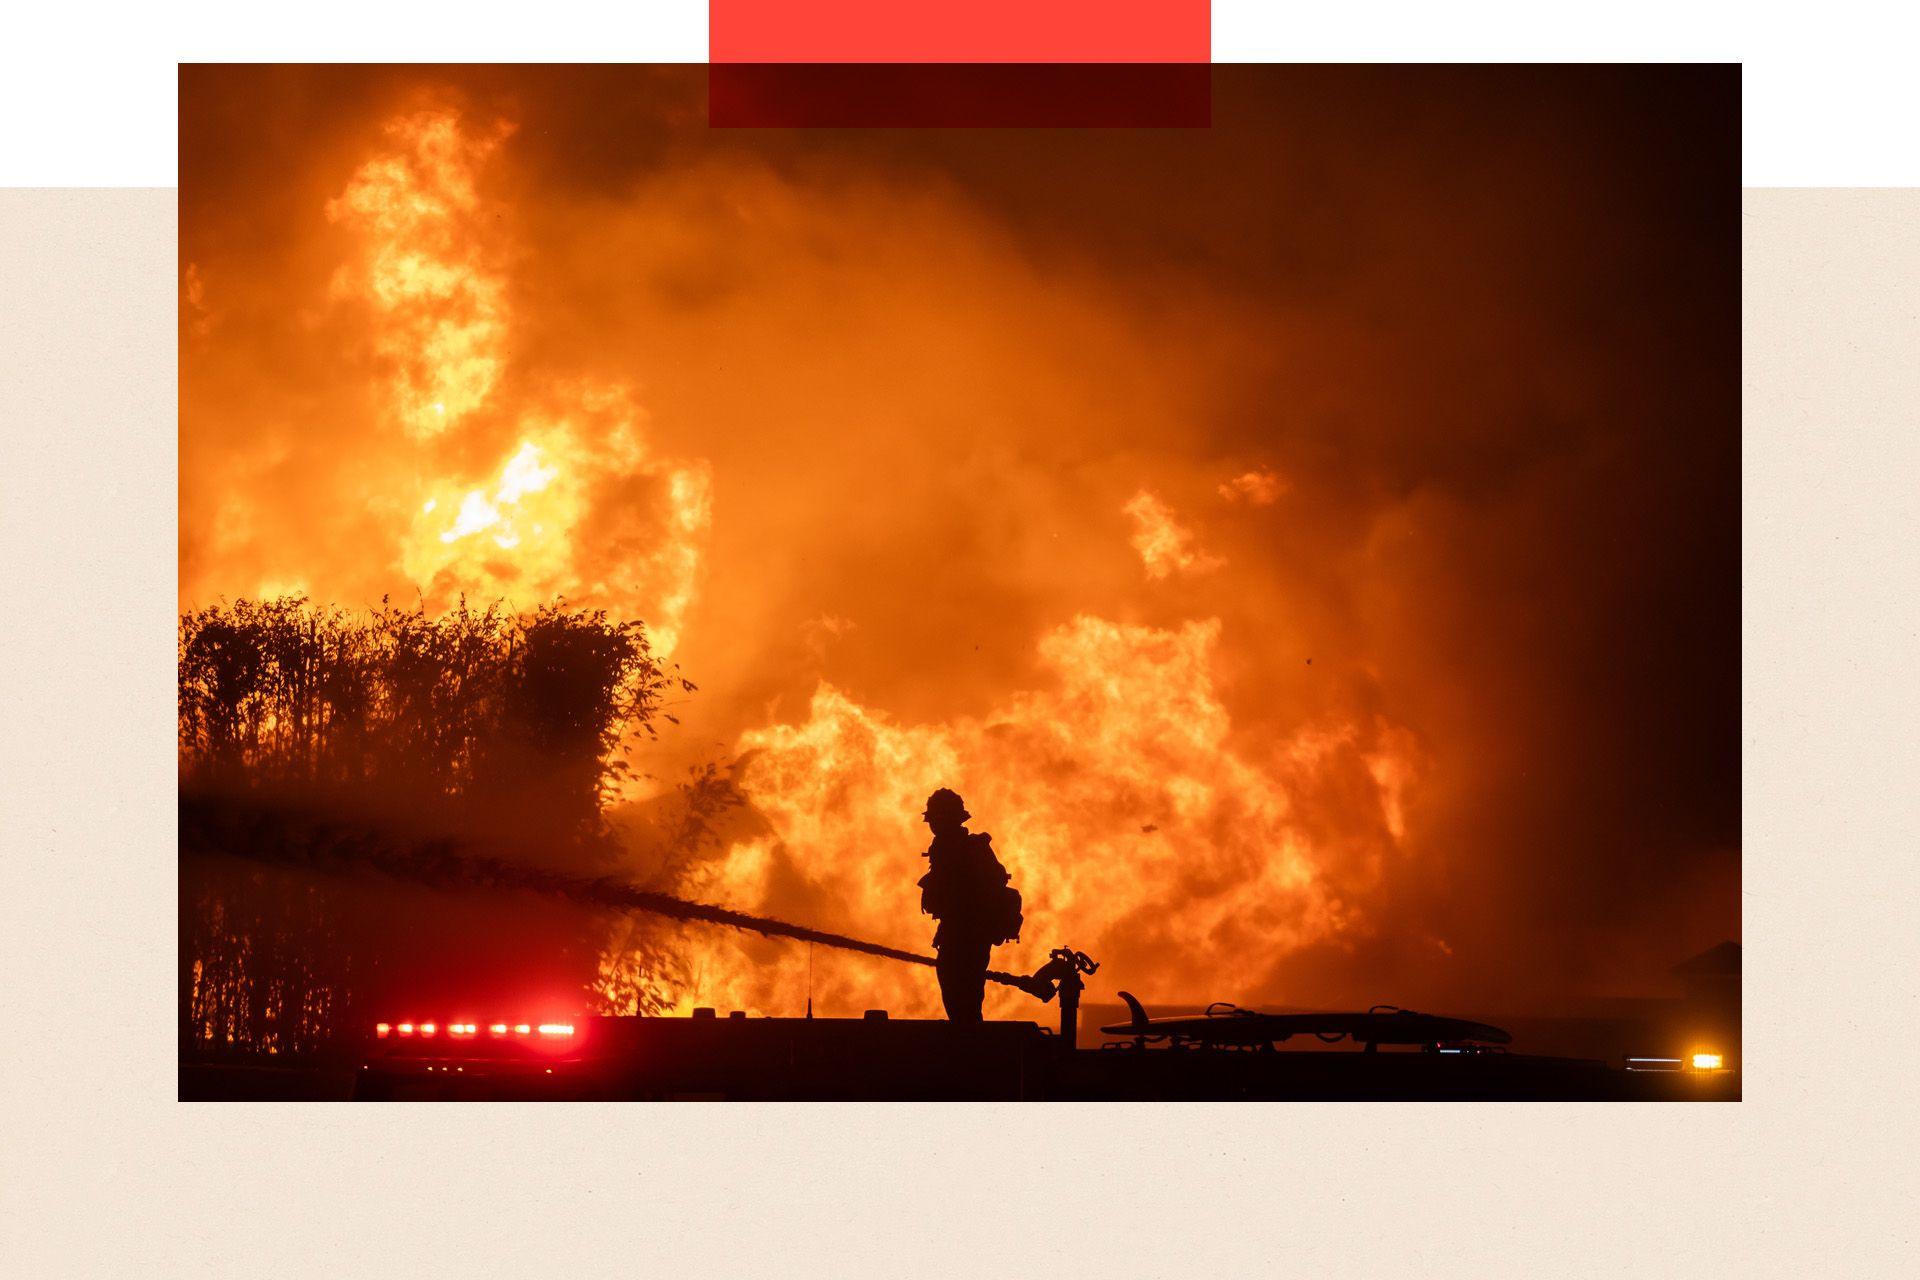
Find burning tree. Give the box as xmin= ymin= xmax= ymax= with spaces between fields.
xmin=178 ymin=596 xmax=691 ymax=1060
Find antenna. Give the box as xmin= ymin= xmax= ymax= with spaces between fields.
xmin=806 ymin=941 xmax=814 ymax=1019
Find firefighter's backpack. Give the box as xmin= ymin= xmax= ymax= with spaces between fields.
xmin=992 ymin=883 xmax=1025 ymax=945
xmin=974 ymin=832 xmax=1024 ymax=944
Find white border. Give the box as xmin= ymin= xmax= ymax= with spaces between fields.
xmin=2 ymin=3 xmax=1920 ymax=183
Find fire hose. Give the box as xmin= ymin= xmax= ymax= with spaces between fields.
xmin=182 ymin=792 xmax=1095 ymax=1034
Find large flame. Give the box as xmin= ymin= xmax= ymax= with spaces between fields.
xmin=325 ymin=111 xmax=512 ymax=439
xmin=397 ymin=388 xmax=712 ymax=656
xmin=306 ymin=108 xmax=712 ymax=655
xmin=602 ymin=613 xmax=1415 ymax=1017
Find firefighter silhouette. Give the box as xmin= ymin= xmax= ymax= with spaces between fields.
xmin=917 ymin=788 xmax=1022 ymax=1022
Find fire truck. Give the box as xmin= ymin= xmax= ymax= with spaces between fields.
xmin=353 ymin=949 xmax=1739 ymax=1101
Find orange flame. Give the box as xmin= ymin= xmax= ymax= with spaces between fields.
xmin=605 ymin=613 xmax=1416 ymax=1017
xmin=1123 ymin=490 xmax=1222 ymax=580
xmin=319 ymin=108 xmax=711 ymax=654
xmin=326 ymin=110 xmax=513 ymax=439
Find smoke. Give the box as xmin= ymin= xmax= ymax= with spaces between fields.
xmin=181 ymin=66 xmax=1739 ymax=1016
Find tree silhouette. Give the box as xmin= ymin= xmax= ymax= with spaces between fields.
xmin=179 ymin=595 xmax=691 ymax=1061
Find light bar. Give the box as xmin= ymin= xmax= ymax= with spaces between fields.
xmin=1690 ymin=1052 xmax=1724 ymax=1071
xmin=376 ymin=1017 xmax=572 ymax=1042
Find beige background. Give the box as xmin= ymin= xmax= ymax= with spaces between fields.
xmin=0 ymin=186 xmax=1913 ymax=1275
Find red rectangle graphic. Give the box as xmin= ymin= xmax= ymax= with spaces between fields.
xmin=710 ymin=0 xmax=1211 ymax=64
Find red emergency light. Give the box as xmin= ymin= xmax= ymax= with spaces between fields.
xmin=373 ymin=1018 xmax=576 ymax=1043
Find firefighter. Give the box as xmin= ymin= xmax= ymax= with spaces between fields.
xmin=917 ymin=788 xmax=1021 ymax=1023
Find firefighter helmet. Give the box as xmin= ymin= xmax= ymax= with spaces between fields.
xmin=922 ymin=788 xmax=970 ymax=824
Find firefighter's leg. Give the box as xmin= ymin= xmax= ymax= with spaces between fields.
xmin=961 ymin=949 xmax=988 ymax=1022
xmin=938 ymin=940 xmax=990 ymax=1023
xmin=936 ymin=952 xmax=970 ymax=1021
